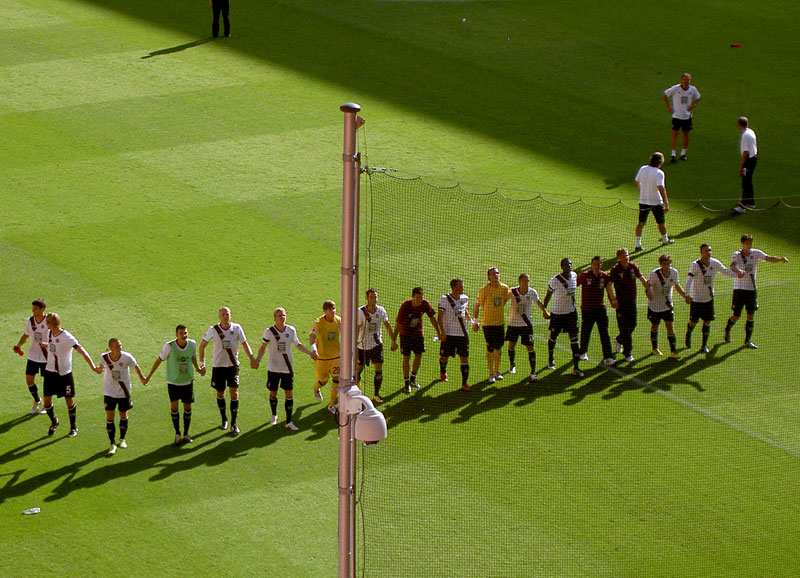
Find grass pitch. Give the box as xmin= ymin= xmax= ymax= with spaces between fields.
xmin=1 ymin=1 xmax=799 ymax=576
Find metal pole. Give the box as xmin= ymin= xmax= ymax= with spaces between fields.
xmin=339 ymin=102 xmax=361 ymax=578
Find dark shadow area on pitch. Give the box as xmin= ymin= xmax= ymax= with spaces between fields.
xmin=671 ymin=213 xmax=734 ymax=241
xmin=0 ymin=450 xmax=106 ymax=505
xmin=0 ymin=435 xmax=64 ymax=466
xmin=298 ymin=402 xmax=341 ymax=441
xmin=0 ymin=414 xmax=36 ymax=436
xmin=141 ymin=37 xmax=213 ymax=59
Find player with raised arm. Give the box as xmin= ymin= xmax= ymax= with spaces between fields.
xmin=542 ymin=259 xmax=583 ymax=377
xmin=13 ymin=298 xmax=49 ymax=414
xmin=473 ymin=267 xmax=511 ymax=383
xmin=356 ymin=289 xmax=396 ymax=404
xmin=685 ymin=244 xmax=742 ymax=354
xmin=310 ymin=300 xmax=342 ymax=412
xmin=438 ymin=278 xmax=476 ymax=391
xmin=98 ymin=338 xmax=146 ymax=455
xmin=393 ymin=288 xmax=440 ymax=394
xmin=199 ymin=307 xmax=256 ymax=436
xmin=255 ymin=308 xmax=316 ymax=430
xmin=646 ymin=254 xmax=690 ymax=359
xmin=724 ymin=234 xmax=789 ymax=348
xmin=145 ymin=324 xmax=205 ymax=445
xmin=506 ymin=273 xmax=549 ymax=382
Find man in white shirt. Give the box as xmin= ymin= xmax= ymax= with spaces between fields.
xmin=663 ymin=73 xmax=701 ymax=162
xmin=634 ymin=152 xmax=673 ymax=250
xmin=13 ymin=298 xmax=49 ymax=414
xmin=437 ymin=278 xmax=476 ymax=391
xmin=199 ymin=307 xmax=256 ymax=436
xmin=735 ymin=117 xmax=758 ymax=212
xmin=723 ymin=234 xmax=789 ymax=348
xmin=684 ymin=244 xmax=743 ymax=354
xmin=356 ymin=289 xmax=396 ymax=403
xmin=506 ymin=273 xmax=549 ymax=382
xmin=255 ymin=308 xmax=316 ymax=430
xmin=646 ymin=254 xmax=690 ymax=359
xmin=542 ymin=258 xmax=583 ymax=377
xmin=98 ymin=338 xmax=146 ymax=455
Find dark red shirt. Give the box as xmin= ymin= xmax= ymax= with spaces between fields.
xmin=395 ymin=299 xmax=435 ymax=338
xmin=576 ymin=270 xmax=610 ymax=310
xmin=610 ymin=261 xmax=643 ymax=305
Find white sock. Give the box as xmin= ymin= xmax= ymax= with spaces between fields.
xmin=635 ymin=236 xmax=642 ymax=247
xmin=662 ymin=234 xmax=669 ymax=242
xmin=671 ymin=150 xmax=676 ymax=157
xmin=681 ymin=148 xmax=686 ymax=156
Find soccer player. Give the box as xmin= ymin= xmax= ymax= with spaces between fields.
xmin=356 ymin=289 xmax=396 ymax=404
xmin=576 ymin=257 xmax=616 ymax=366
xmin=393 ymin=287 xmax=440 ymax=394
xmin=663 ymin=73 xmax=701 ymax=162
xmin=684 ymin=244 xmax=742 ymax=354
xmin=41 ymin=312 xmax=101 ymax=438
xmin=506 ymin=273 xmax=549 ymax=381
xmin=13 ymin=298 xmax=49 ymax=414
xmin=735 ymin=117 xmax=758 ymax=212
xmin=310 ymin=300 xmax=342 ymax=411
xmin=609 ymin=248 xmax=649 ymax=363
xmin=255 ymin=308 xmax=316 ymax=430
xmin=199 ymin=307 xmax=256 ymax=436
xmin=472 ymin=267 xmax=510 ymax=383
xmin=724 ymin=234 xmax=789 ymax=348
xmin=438 ymin=278 xmax=476 ymax=391
xmin=542 ymin=258 xmax=583 ymax=377
xmin=634 ymin=152 xmax=673 ymax=251
xmin=211 ymin=0 xmax=231 ymax=38
xmin=98 ymin=338 xmax=146 ymax=455
xmin=145 ymin=324 xmax=205 ymax=445
xmin=646 ymin=254 xmax=690 ymax=359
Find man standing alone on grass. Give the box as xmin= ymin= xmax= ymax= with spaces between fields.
xmin=393 ymin=288 xmax=440 ymax=394
xmin=211 ymin=0 xmax=231 ymax=38
xmin=473 ymin=267 xmax=510 ymax=383
xmin=734 ymin=117 xmax=758 ymax=213
xmin=724 ymin=234 xmax=789 ymax=348
xmin=199 ymin=307 xmax=256 ymax=436
xmin=13 ymin=298 xmax=49 ymax=415
xmin=98 ymin=338 xmax=146 ymax=455
xmin=609 ymin=248 xmax=649 ymax=363
xmin=663 ymin=73 xmax=701 ymax=162
xmin=685 ymin=244 xmax=742 ymax=354
xmin=634 ymin=152 xmax=673 ymax=251
xmin=146 ymin=325 xmax=205 ymax=445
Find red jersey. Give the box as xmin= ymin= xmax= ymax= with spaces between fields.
xmin=610 ymin=262 xmax=643 ymax=305
xmin=395 ymin=299 xmax=435 ymax=338
xmin=576 ymin=270 xmax=610 ymax=310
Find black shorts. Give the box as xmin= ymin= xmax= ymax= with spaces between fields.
xmin=440 ymin=335 xmax=469 ymax=358
xmin=211 ymin=365 xmax=239 ymax=391
xmin=104 ymin=395 xmax=131 ymax=412
xmin=358 ymin=344 xmax=384 ymax=367
xmin=671 ymin=116 xmax=693 ymax=132
xmin=267 ymin=371 xmax=293 ymax=391
xmin=689 ymin=300 xmax=715 ymax=323
xmin=482 ymin=325 xmax=505 ymax=351
xmin=505 ymin=325 xmax=534 ymax=347
xmin=26 ymin=359 xmax=47 ymax=377
xmin=43 ymin=370 xmax=75 ymax=398
xmin=732 ymin=289 xmax=758 ymax=316
xmin=638 ymin=203 xmax=666 ymax=225
xmin=168 ymin=382 xmax=195 ymax=404
xmin=549 ymin=311 xmax=578 ymax=334
xmin=647 ymin=308 xmax=674 ymax=324
xmin=400 ymin=335 xmax=425 ymax=356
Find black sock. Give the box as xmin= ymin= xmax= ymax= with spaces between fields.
xmin=528 ymin=349 xmax=536 ymax=372
xmin=171 ymin=410 xmax=180 ymax=434
xmin=230 ymin=399 xmax=239 ymax=425
xmin=439 ymin=358 xmax=448 ymax=374
xmin=46 ymin=404 xmax=56 ymax=424
xmin=651 ymin=331 xmax=659 ymax=350
xmin=106 ymin=420 xmax=115 ymax=443
xmin=410 ymin=373 xmax=417 ymax=383
xmin=269 ymin=396 xmax=278 ymax=416
xmin=374 ymin=371 xmax=383 ymax=396
xmin=701 ymin=324 xmax=710 ymax=347
xmin=404 ymin=377 xmax=410 ymax=387
xmin=668 ymin=335 xmax=677 ymax=353
xmin=725 ymin=317 xmax=736 ymax=333
xmin=460 ymin=363 xmax=469 ymax=385
xmin=119 ymin=418 xmax=128 ymax=440
xmin=217 ymin=397 xmax=227 ymax=422
xmin=745 ymin=320 xmax=754 ymax=342
xmin=285 ymin=398 xmax=294 ymax=423
xmin=508 ymin=349 xmax=516 ymax=368
xmin=183 ymin=409 xmax=191 ymax=435
xmin=570 ymin=337 xmax=580 ymax=368
xmin=28 ymin=384 xmax=40 ymax=402
xmin=68 ymin=402 xmax=77 ymax=429
xmin=548 ymin=337 xmax=556 ymax=362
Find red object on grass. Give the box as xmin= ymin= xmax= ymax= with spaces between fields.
xmin=731 ymin=43 xmax=741 ymax=47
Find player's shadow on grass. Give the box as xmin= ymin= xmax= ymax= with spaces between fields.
xmin=0 ymin=414 xmax=35 ymax=436
xmin=299 ymin=402 xmax=341 ymax=441
xmin=671 ymin=213 xmax=733 ymax=241
xmin=141 ymin=38 xmax=213 ymax=59
xmin=0 ymin=435 xmax=64 ymax=466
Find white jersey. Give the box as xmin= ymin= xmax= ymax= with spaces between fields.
xmin=261 ymin=324 xmax=301 ymax=373
xmin=437 ymin=294 xmax=470 ymax=337
xmin=203 ymin=322 xmax=248 ymax=367
xmin=740 ymin=128 xmax=757 ymax=157
xmin=731 ymin=249 xmax=767 ymax=291
xmin=357 ymin=305 xmax=390 ymax=349
xmin=548 ymin=272 xmax=578 ymax=315
xmin=664 ymin=83 xmax=701 ymax=120
xmin=24 ymin=315 xmax=48 ymax=363
xmin=100 ymin=351 xmax=137 ymax=398
xmin=45 ymin=329 xmax=80 ymax=376
xmin=647 ymin=267 xmax=680 ymax=313
xmin=635 ymin=165 xmax=665 ymax=205
xmin=685 ymin=258 xmax=736 ymax=303
xmin=508 ymin=287 xmax=540 ymax=327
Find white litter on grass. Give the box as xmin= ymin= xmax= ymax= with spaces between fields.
xmin=22 ymin=507 xmax=41 ymax=515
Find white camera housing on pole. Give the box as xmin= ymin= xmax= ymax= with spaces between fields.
xmin=342 ymin=387 xmax=388 ymax=444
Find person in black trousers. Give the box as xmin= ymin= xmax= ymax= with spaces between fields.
xmin=212 ymin=0 xmax=231 ymax=38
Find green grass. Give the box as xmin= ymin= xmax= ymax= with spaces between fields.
xmin=1 ymin=0 xmax=799 ymax=576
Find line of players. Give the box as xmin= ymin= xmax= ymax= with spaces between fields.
xmin=11 ymin=235 xmax=787 ymax=454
